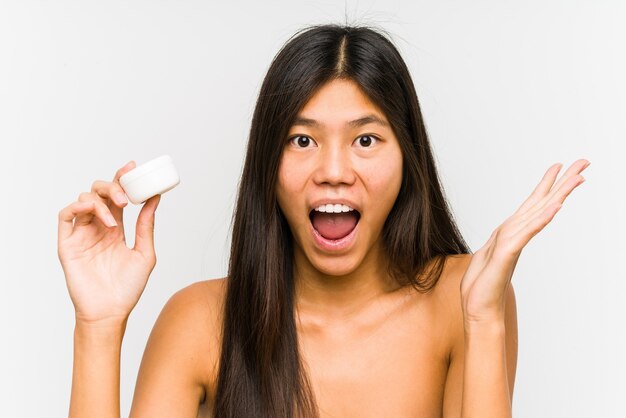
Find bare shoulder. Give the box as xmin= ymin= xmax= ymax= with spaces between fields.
xmin=430 ymin=254 xmax=473 ymax=323
xmin=158 ymin=277 xmax=227 ymax=351
xmin=441 ymin=253 xmax=473 ymax=285
xmin=431 ymin=252 xmax=517 ymax=334
xmin=175 ymin=277 xmax=228 ymax=384
xmin=165 ymin=277 xmax=227 ymax=318
xmin=430 ymin=252 xmax=517 ymax=349
xmin=129 ymin=277 xmax=227 ymax=417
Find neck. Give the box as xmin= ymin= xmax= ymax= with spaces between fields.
xmin=293 ymin=242 xmax=402 ymax=320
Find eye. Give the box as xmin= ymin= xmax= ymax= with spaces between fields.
xmin=289 ymin=135 xmax=317 ymax=148
xmin=354 ymin=135 xmax=379 ymax=148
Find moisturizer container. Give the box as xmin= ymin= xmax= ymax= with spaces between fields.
xmin=119 ymin=155 xmax=180 ymax=204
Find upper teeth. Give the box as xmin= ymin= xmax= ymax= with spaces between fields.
xmin=315 ymin=204 xmax=354 ymax=213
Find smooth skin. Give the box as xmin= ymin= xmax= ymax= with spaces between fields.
xmin=58 ymin=79 xmax=589 ymax=417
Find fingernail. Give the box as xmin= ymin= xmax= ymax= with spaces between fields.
xmin=113 ymin=192 xmax=127 ymax=205
xmin=105 ymin=214 xmax=117 ymax=227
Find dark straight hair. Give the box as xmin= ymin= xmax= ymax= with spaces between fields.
xmin=213 ymin=23 xmax=471 ymax=418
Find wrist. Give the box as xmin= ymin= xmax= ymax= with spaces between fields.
xmin=463 ymin=313 xmax=506 ymax=335
xmin=464 ymin=320 xmax=506 ymax=337
xmin=75 ymin=311 xmax=129 ymax=328
xmin=74 ymin=317 xmax=127 ymax=343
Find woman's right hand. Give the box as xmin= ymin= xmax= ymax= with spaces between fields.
xmin=57 ymin=161 xmax=162 ymax=326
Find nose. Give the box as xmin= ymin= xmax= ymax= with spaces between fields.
xmin=312 ymin=142 xmax=356 ymax=186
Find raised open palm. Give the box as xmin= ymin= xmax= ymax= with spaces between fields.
xmin=461 ymin=159 xmax=590 ymax=324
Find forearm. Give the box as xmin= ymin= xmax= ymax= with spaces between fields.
xmin=461 ymin=320 xmax=511 ymax=418
xmin=70 ymin=320 xmax=127 ymax=418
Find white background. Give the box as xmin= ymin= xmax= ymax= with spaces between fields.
xmin=1 ymin=1 xmax=624 ymax=416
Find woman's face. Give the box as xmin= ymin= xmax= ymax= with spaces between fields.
xmin=276 ymin=78 xmax=403 ymax=277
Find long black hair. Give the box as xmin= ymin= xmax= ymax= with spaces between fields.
xmin=213 ymin=23 xmax=471 ymax=418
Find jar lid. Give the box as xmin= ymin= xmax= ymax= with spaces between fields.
xmin=120 ymin=155 xmax=173 ymax=184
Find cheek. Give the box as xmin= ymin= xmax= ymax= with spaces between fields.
xmin=276 ymin=156 xmax=307 ymax=219
xmin=278 ymin=159 xmax=300 ymax=196
xmin=276 ymin=170 xmax=291 ymax=217
xmin=361 ymin=151 xmax=403 ymax=200
xmin=278 ymin=151 xmax=314 ymax=192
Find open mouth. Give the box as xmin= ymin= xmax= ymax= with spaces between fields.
xmin=309 ymin=208 xmax=361 ymax=241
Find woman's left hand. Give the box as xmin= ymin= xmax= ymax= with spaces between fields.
xmin=460 ymin=159 xmax=590 ymax=326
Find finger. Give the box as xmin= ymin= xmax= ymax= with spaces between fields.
xmin=75 ymin=182 xmax=124 ymax=227
xmin=74 ymin=199 xmax=119 ymax=228
xmin=515 ymin=162 xmax=562 ymax=216
xmin=113 ymin=160 xmax=136 ymax=218
xmin=513 ymin=171 xmax=585 ymax=241
xmin=88 ymin=161 xmax=136 ymax=221
xmin=487 ymin=202 xmax=561 ymax=263
xmin=91 ymin=180 xmax=128 ymax=206
xmin=58 ymin=201 xmax=117 ymax=241
xmin=509 ymin=202 xmax=563 ymax=251
xmin=114 ymin=160 xmax=136 ymax=183
xmin=522 ymin=173 xmax=585 ymax=223
xmin=133 ymin=194 xmax=161 ymax=259
xmin=91 ymin=180 xmax=128 ymax=222
xmin=59 ymin=201 xmax=93 ymax=241
xmin=528 ymin=159 xmax=590 ymax=214
xmin=78 ymin=191 xmax=103 ymax=204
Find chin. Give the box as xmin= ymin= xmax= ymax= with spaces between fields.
xmin=306 ymin=251 xmax=365 ymax=277
xmin=313 ymin=259 xmax=358 ymax=277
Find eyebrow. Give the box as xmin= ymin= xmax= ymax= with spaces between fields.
xmin=291 ymin=114 xmax=389 ymax=129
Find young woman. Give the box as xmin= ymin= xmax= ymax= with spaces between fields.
xmin=57 ymin=24 xmax=589 ymax=417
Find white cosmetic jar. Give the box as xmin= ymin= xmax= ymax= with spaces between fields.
xmin=119 ymin=155 xmax=180 ymax=204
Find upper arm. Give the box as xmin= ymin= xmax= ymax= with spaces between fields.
xmin=129 ymin=280 xmax=223 ymax=417
xmin=441 ymin=255 xmax=518 ymax=417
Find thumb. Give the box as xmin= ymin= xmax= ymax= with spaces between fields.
xmin=133 ymin=194 xmax=161 ymax=258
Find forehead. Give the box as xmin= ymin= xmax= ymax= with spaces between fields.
xmin=293 ymin=79 xmax=389 ymax=128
